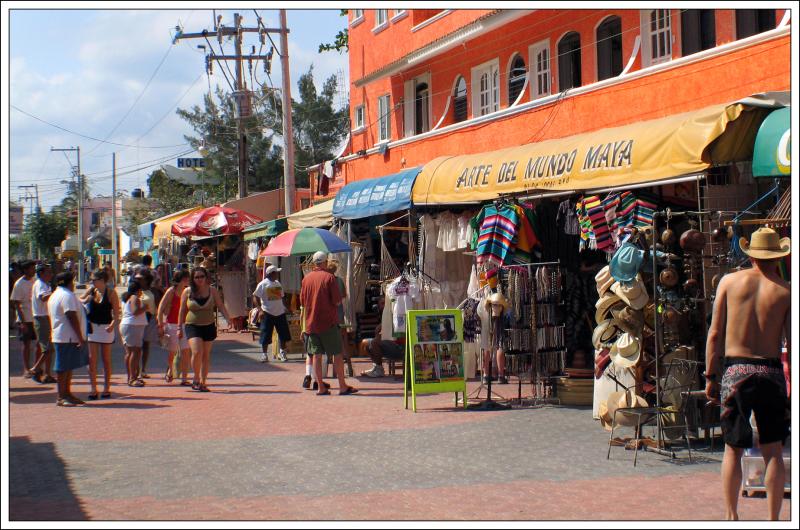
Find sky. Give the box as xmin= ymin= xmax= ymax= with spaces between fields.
xmin=6 ymin=5 xmax=349 ymax=213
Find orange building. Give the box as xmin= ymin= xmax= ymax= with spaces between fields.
xmin=311 ymin=8 xmax=790 ymax=199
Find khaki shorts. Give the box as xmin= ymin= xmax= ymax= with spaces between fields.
xmin=304 ymin=325 xmax=343 ymax=356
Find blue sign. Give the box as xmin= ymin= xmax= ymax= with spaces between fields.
xmin=177 ymin=158 xmax=206 ymax=169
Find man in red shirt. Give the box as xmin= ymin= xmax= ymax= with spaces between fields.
xmin=301 ymin=251 xmax=357 ymax=396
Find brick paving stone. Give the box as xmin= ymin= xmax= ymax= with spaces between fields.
xmin=7 ymin=333 xmax=793 ymax=522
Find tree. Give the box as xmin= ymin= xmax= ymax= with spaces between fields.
xmin=176 ymin=66 xmax=349 ymax=193
xmin=120 ymin=199 xmax=158 ymax=238
xmin=176 ymin=87 xmax=284 ymax=200
xmin=52 ymin=174 xmax=90 ymax=234
xmin=318 ymin=10 xmax=349 ymax=53
xmin=24 ymin=210 xmax=69 ymax=259
xmin=146 ymin=168 xmax=195 ymax=217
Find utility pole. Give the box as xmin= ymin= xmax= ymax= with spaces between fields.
xmin=173 ymin=12 xmax=283 ymax=200
xmin=18 ymin=184 xmax=40 ymax=259
xmin=51 ymin=146 xmax=83 ymax=284
xmin=280 ymin=9 xmax=296 ymax=215
xmin=112 ymin=152 xmax=118 ymax=284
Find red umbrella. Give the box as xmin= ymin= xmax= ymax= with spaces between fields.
xmin=171 ymin=205 xmax=263 ymax=236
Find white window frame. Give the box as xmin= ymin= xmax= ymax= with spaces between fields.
xmin=641 ymin=9 xmax=672 ymax=67
xmin=377 ymin=94 xmax=391 ymax=143
xmin=471 ymin=58 xmax=500 ymax=118
xmin=403 ymin=73 xmax=432 ymax=138
xmin=350 ymin=9 xmax=364 ymax=28
xmin=528 ymin=39 xmax=551 ymax=99
xmin=391 ymin=9 xmax=408 ymax=22
xmin=353 ymin=104 xmax=365 ymax=132
xmin=374 ymin=9 xmax=389 ymax=32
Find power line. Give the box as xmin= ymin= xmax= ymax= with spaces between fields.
xmin=84 ymin=31 xmax=176 ymax=156
xmin=11 ymin=105 xmax=189 ymax=149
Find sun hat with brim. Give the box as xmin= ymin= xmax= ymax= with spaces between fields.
xmin=605 ymin=390 xmax=627 ymax=426
xmin=609 ymin=242 xmax=645 ymax=283
xmin=595 ymin=292 xmax=624 ymax=324
xmin=595 ymin=265 xmax=614 ymax=296
xmin=592 ymin=320 xmax=620 ymax=350
xmin=611 ymin=306 xmax=645 ymax=338
xmin=484 ymin=292 xmax=510 ymax=311
xmin=614 ymin=389 xmax=650 ymax=427
xmin=609 ymin=332 xmax=641 ymax=368
xmin=598 ymin=401 xmax=613 ymax=432
xmin=740 ymin=227 xmax=791 ymax=260
xmin=611 ymin=277 xmax=649 ymax=310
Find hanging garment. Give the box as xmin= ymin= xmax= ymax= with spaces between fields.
xmin=511 ymin=204 xmax=541 ymax=264
xmin=633 ymin=198 xmax=657 ymax=227
xmin=557 ymin=198 xmax=581 ymax=235
xmin=462 ymin=298 xmax=481 ymax=343
xmin=436 ymin=212 xmax=460 ymax=251
xmin=585 ymin=195 xmax=613 ymax=251
xmin=247 ymin=242 xmax=260 ymax=261
xmin=575 ymin=198 xmax=593 ymax=249
xmin=617 ymin=191 xmax=637 ymax=229
xmin=456 ymin=214 xmax=472 ymax=250
xmin=387 ymin=276 xmax=419 ymax=337
xmin=475 ymin=203 xmax=520 ymax=267
xmin=601 ymin=193 xmax=621 ymax=247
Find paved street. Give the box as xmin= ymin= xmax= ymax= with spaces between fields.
xmin=8 ymin=326 xmax=790 ymax=521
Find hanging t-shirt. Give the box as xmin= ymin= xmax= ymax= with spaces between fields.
xmin=387 ymin=276 xmax=419 ymax=337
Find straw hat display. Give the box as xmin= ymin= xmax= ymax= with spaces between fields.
xmin=595 ymin=265 xmax=615 ymax=296
xmin=609 ymin=332 xmax=641 ymax=368
xmin=611 ymin=275 xmax=649 ymax=310
xmin=592 ymin=320 xmax=620 ymax=350
xmin=595 ymin=292 xmax=624 ymax=324
xmin=739 ymin=227 xmax=791 ymax=259
xmin=612 ymin=388 xmax=650 ymax=428
xmin=598 ymin=401 xmax=613 ymax=431
xmin=610 ymin=306 xmax=645 ymax=338
xmin=484 ymin=291 xmax=510 ymax=311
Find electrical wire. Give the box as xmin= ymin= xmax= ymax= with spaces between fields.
xmin=11 ymin=105 xmax=190 ymax=149
xmin=83 ymin=30 xmax=176 ymax=156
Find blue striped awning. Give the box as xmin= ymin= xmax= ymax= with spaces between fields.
xmin=332 ymin=167 xmax=421 ymax=220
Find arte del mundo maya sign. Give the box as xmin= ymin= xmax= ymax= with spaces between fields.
xmin=411 ymin=100 xmax=769 ymax=205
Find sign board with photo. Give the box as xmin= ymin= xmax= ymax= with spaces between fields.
xmin=404 ymin=309 xmax=467 ymax=412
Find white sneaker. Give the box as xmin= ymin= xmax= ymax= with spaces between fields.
xmin=279 ymin=349 xmax=288 ymax=362
xmin=362 ymin=365 xmax=385 ymax=378
xmin=259 ymin=352 xmax=268 ymax=363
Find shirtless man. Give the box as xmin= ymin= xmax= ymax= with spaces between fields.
xmin=705 ymin=227 xmax=790 ymax=521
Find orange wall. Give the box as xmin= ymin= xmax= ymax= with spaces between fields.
xmin=323 ymin=9 xmax=789 ymax=198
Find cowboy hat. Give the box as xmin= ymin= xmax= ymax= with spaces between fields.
xmin=592 ymin=320 xmax=620 ymax=350
xmin=595 ymin=265 xmax=614 ymax=296
xmin=609 ymin=242 xmax=645 ymax=283
xmin=611 ymin=276 xmax=649 ymax=310
xmin=740 ymin=227 xmax=791 ymax=260
xmin=595 ymin=292 xmax=624 ymax=324
xmin=609 ymin=332 xmax=641 ymax=368
xmin=598 ymin=401 xmax=613 ymax=431
xmin=611 ymin=306 xmax=645 ymax=338
xmin=484 ymin=291 xmax=509 ymax=311
xmin=605 ymin=390 xmax=627 ymax=426
xmin=614 ymin=388 xmax=650 ymax=427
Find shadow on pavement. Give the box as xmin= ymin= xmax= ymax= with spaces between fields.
xmin=9 ymin=436 xmax=89 ymax=521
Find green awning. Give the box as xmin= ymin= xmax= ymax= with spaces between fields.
xmin=753 ymin=107 xmax=790 ymax=178
xmin=242 ymin=217 xmax=288 ymax=241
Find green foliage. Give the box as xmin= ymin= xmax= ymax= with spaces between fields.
xmin=10 ymin=234 xmax=30 ymax=260
xmin=120 ymin=199 xmax=158 ymax=238
xmin=52 ymin=176 xmax=90 ymax=234
xmin=24 ymin=210 xmax=70 ymax=259
xmin=176 ymin=65 xmax=348 ymax=194
xmin=318 ymin=10 xmax=349 ymax=53
xmin=146 ymin=169 xmax=195 ymax=216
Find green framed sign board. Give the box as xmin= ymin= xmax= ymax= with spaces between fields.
xmin=404 ymin=309 xmax=467 ymax=412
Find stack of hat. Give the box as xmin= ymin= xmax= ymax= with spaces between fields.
xmin=593 ymin=266 xmax=649 ymax=374
xmin=598 ymin=388 xmax=650 ymax=431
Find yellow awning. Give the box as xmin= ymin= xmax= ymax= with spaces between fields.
xmin=412 ymin=100 xmax=776 ymax=204
xmin=287 ymin=199 xmax=334 ymax=229
xmin=152 ymin=207 xmax=203 ymax=243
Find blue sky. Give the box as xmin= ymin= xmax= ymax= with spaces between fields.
xmin=8 ymin=8 xmax=349 ymax=212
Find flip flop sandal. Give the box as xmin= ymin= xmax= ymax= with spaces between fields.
xmin=43 ymin=376 xmax=57 ymax=384
xmin=316 ymin=389 xmax=331 ymax=396
xmin=128 ymin=379 xmax=145 ymax=387
xmin=88 ymin=393 xmax=99 ymax=400
xmin=101 ymin=392 xmax=112 ymax=399
xmin=180 ymin=381 xmax=193 ymax=386
xmin=57 ymin=398 xmax=76 ymax=407
xmin=198 ymin=384 xmax=210 ymax=392
xmin=339 ymin=386 xmax=359 ymax=396
xmin=191 ymin=382 xmax=201 ymax=391
xmin=165 ymin=373 xmax=173 ymax=383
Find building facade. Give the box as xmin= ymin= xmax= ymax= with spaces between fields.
xmin=311 ymin=8 xmax=790 ymax=197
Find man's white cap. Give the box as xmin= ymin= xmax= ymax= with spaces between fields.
xmin=266 ymin=265 xmax=282 ymax=275
xmin=312 ymin=251 xmax=328 ymax=264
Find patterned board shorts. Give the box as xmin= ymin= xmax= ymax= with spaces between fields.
xmin=720 ymin=357 xmax=788 ymax=448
